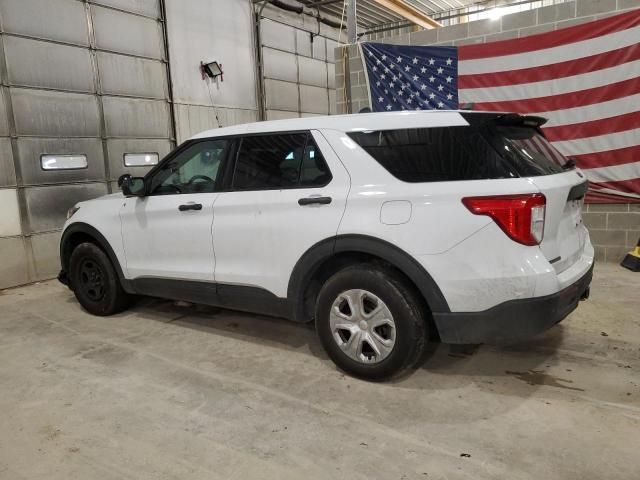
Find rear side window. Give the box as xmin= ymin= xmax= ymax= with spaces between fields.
xmin=348 ymin=127 xmax=513 ymax=182
xmin=233 ymin=133 xmax=331 ymax=189
xmin=348 ymin=123 xmax=567 ymax=183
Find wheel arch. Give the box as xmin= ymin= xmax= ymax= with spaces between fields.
xmin=287 ymin=234 xmax=450 ymax=325
xmin=60 ymin=222 xmax=131 ymax=291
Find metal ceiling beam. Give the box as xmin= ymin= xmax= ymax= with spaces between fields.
xmin=371 ymin=0 xmax=441 ymax=28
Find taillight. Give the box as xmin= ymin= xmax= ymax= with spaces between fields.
xmin=462 ymin=193 xmax=546 ymax=246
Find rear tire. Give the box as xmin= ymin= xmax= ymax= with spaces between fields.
xmin=315 ymin=265 xmax=428 ymax=380
xmin=69 ymin=242 xmax=131 ymax=316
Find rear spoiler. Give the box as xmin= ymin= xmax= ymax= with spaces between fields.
xmin=460 ymin=112 xmax=548 ymax=128
xmin=493 ymin=113 xmax=548 ymax=128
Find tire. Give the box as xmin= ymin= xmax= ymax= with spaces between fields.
xmin=69 ymin=242 xmax=131 ymax=316
xmin=315 ymin=264 xmax=428 ymax=380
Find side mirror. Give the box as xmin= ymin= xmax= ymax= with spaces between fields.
xmin=121 ymin=176 xmax=146 ymax=197
xmin=117 ymin=174 xmax=131 ymax=188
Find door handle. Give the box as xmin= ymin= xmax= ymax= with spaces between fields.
xmin=298 ymin=196 xmax=332 ymax=206
xmin=178 ymin=203 xmax=203 ymax=211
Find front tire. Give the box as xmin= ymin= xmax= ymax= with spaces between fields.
xmin=315 ymin=265 xmax=428 ymax=380
xmin=69 ymin=242 xmax=131 ymax=316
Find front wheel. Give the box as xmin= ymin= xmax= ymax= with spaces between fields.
xmin=69 ymin=242 xmax=132 ymax=316
xmin=315 ymin=265 xmax=428 ymax=380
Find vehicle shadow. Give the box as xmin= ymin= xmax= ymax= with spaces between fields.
xmin=126 ymin=296 xmax=321 ymax=353
xmin=127 ymin=295 xmax=567 ymax=394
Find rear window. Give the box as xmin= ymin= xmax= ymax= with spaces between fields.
xmin=347 ymin=121 xmax=566 ymax=183
xmin=492 ymin=125 xmax=566 ymax=177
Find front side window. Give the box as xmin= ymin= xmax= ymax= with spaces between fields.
xmin=233 ymin=133 xmax=331 ymax=189
xmin=150 ymin=140 xmax=228 ymax=195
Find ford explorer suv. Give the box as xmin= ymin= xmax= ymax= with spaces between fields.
xmin=59 ymin=110 xmax=594 ymax=380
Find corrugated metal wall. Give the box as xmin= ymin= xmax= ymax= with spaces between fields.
xmin=0 ymin=0 xmax=344 ymax=290
xmin=165 ymin=0 xmax=259 ymax=142
xmin=0 ymin=0 xmax=173 ymax=288
xmin=260 ymin=15 xmax=340 ymax=120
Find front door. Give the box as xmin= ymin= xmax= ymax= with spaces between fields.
xmin=120 ymin=139 xmax=229 ymax=281
xmin=212 ymin=130 xmax=350 ymax=297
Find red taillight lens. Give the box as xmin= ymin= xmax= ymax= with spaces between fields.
xmin=462 ymin=193 xmax=546 ymax=246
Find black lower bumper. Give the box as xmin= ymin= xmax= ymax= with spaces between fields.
xmin=433 ymin=263 xmax=594 ymax=345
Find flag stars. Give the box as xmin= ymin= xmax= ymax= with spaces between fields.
xmin=390 ymin=82 xmax=395 ymax=88
xmin=412 ymin=57 xmax=418 ymax=64
xmin=428 ymin=58 xmax=435 ymax=65
xmin=378 ymin=96 xmax=384 ymax=103
xmin=446 ymin=93 xmax=453 ymax=100
xmin=420 ymin=84 xmax=427 ymax=90
xmin=429 ymin=92 xmax=436 ymax=99
xmin=446 ymin=58 xmax=453 ymax=65
xmin=413 ymin=74 xmax=418 ymax=81
xmin=407 ymin=98 xmax=413 ymax=104
xmin=420 ymin=66 xmax=427 ymax=74
xmin=381 ymin=54 xmax=387 ymax=60
xmin=438 ymin=101 xmax=444 ymax=108
xmin=437 ymin=67 xmax=444 ymax=74
xmin=437 ymin=84 xmax=444 ymax=91
xmin=396 ymin=56 xmax=402 ymax=62
xmin=404 ymin=65 xmax=411 ymax=72
xmin=429 ymin=76 xmax=435 ymax=82
xmin=446 ymin=76 xmax=452 ymax=83
xmin=386 ymin=104 xmax=392 ymax=110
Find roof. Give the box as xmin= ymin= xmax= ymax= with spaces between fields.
xmin=189 ymin=110 xmax=496 ymax=139
xmin=296 ymin=0 xmax=478 ymax=31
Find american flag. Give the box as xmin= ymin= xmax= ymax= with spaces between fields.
xmin=361 ymin=9 xmax=640 ymax=203
xmin=361 ymin=43 xmax=458 ymax=111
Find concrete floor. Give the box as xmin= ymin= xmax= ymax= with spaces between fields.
xmin=0 ymin=263 xmax=638 ymax=480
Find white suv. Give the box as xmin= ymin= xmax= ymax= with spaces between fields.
xmin=59 ymin=110 xmax=594 ymax=379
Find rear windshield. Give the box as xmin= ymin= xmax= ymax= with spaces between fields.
xmin=347 ymin=120 xmax=566 ymax=183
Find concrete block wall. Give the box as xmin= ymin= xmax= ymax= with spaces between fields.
xmin=334 ymin=0 xmax=639 ymax=262
xmin=583 ymin=204 xmax=640 ymax=263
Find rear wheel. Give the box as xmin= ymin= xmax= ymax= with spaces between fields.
xmin=315 ymin=265 xmax=428 ymax=380
xmin=69 ymin=242 xmax=131 ymax=316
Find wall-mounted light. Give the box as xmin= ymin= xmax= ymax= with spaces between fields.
xmin=200 ymin=60 xmax=223 ymax=81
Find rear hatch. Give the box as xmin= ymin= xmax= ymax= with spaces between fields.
xmin=478 ymin=113 xmax=589 ymax=273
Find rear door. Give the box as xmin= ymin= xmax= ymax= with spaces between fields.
xmin=212 ymin=130 xmax=350 ymax=298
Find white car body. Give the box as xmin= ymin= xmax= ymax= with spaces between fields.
xmin=61 ymin=110 xmax=594 ymax=345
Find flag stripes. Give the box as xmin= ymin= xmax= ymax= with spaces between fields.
xmin=361 ymin=9 xmax=640 ymax=202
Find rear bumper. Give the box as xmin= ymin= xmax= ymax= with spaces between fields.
xmin=433 ymin=262 xmax=594 ymax=344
